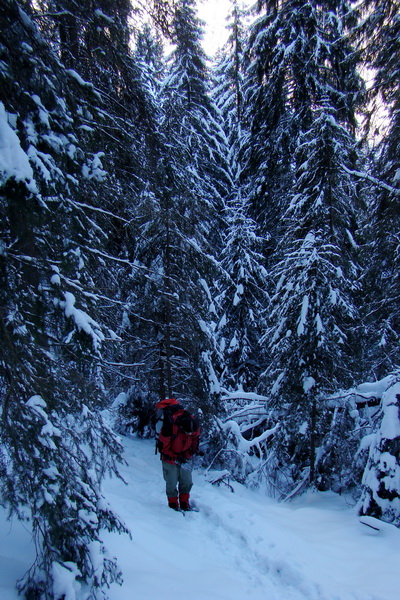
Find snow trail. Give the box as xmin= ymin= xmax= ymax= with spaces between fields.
xmin=1 ymin=434 xmax=400 ymax=599
xmin=102 ymin=436 xmax=400 ymax=600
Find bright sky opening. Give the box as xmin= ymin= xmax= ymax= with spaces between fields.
xmin=197 ymin=0 xmax=253 ymax=57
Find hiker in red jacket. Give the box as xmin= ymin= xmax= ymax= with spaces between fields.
xmin=156 ymin=398 xmax=200 ymax=511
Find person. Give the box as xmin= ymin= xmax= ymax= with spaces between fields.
xmin=155 ymin=398 xmax=200 ymax=511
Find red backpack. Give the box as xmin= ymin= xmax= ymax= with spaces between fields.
xmin=157 ymin=402 xmax=200 ymax=463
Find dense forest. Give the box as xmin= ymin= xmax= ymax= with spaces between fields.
xmin=0 ymin=0 xmax=399 ymax=598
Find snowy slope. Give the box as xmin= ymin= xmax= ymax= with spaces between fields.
xmin=1 ymin=435 xmax=400 ymax=600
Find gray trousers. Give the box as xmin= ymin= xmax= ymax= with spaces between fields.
xmin=162 ymin=462 xmax=193 ymax=498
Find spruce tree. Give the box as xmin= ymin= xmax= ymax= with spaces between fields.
xmin=0 ymin=3 xmax=129 ymax=598
xmin=356 ymin=0 xmax=400 ymax=378
xmin=242 ymin=0 xmax=295 ymax=246
xmin=218 ymin=195 xmax=269 ymax=392
xmin=253 ymin=0 xmax=366 ymax=494
xmin=212 ymin=4 xmax=269 ymax=393
xmin=124 ymin=0 xmax=230 ymax=413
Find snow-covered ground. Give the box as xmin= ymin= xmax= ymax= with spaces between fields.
xmin=1 ymin=435 xmax=400 ymax=600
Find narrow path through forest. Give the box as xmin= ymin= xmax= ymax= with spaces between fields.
xmin=102 ymin=436 xmax=400 ymax=600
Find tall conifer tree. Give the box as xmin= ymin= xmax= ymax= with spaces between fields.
xmin=251 ymin=0 xmax=365 ymax=494
xmin=212 ymin=2 xmax=269 ymax=394
xmin=357 ymin=0 xmax=400 ymax=378
xmin=0 ymin=3 xmax=129 ymax=597
xmin=123 ymin=0 xmax=229 ymax=411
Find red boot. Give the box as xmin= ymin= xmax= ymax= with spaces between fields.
xmin=179 ymin=493 xmax=191 ymax=511
xmin=168 ymin=496 xmax=179 ymax=510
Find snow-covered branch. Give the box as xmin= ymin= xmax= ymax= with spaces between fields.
xmin=326 ymin=374 xmax=396 ymax=408
xmin=340 ymin=165 xmax=400 ymax=195
xmin=220 ymin=418 xmax=280 ymax=453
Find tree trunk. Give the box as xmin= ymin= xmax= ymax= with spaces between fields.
xmin=310 ymin=397 xmax=317 ymax=484
xmin=160 ymin=204 xmax=173 ymax=399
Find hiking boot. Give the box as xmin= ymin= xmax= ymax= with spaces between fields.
xmin=179 ymin=492 xmax=191 ymax=511
xmin=168 ymin=497 xmax=179 ymax=510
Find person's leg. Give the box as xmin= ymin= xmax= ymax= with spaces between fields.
xmin=162 ymin=462 xmax=179 ymax=509
xmin=178 ymin=466 xmax=193 ymax=510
